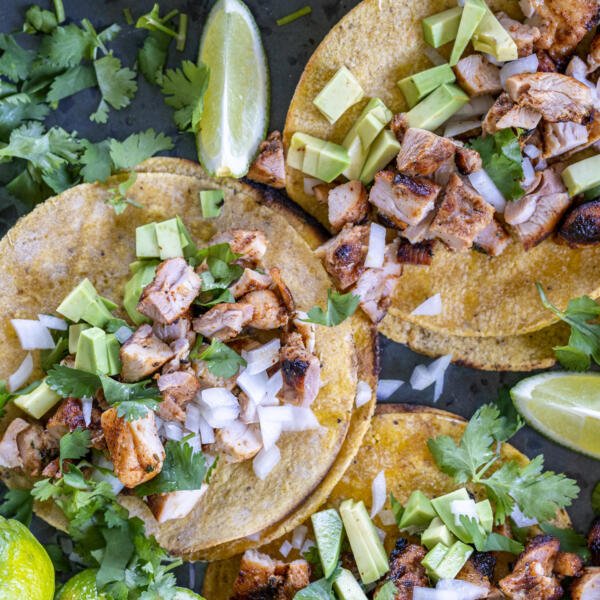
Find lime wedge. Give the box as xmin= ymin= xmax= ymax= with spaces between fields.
xmin=197 ymin=0 xmax=269 ymax=177
xmin=511 ymin=372 xmax=600 ymax=459
xmin=311 ymin=508 xmax=344 ymax=579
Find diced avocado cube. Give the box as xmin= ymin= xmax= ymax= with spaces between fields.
xmin=313 ymin=66 xmax=365 ymax=124
xmin=472 ymin=6 xmax=518 ymax=62
xmin=136 ymin=222 xmax=160 ymax=258
xmin=333 ymin=569 xmax=369 ymax=600
xmin=287 ymin=132 xmax=314 ymax=171
xmin=343 ymin=98 xmax=393 ymax=147
xmin=430 ymin=541 xmax=473 ymax=581
xmin=200 ymin=190 xmax=225 ymax=219
xmin=123 ymin=262 xmax=158 ymax=325
xmin=57 ymin=279 xmax=113 ymax=328
xmin=398 ymin=64 xmax=456 ymax=108
xmin=339 ymin=499 xmax=389 ymax=584
xmin=359 ymin=130 xmax=401 ymax=185
xmin=68 ymin=323 xmax=90 ymax=354
xmin=398 ymin=490 xmax=437 ymax=531
xmin=431 ymin=488 xmax=484 ymax=543
xmin=289 ymin=132 xmax=350 ymax=183
xmin=74 ymin=327 xmax=109 ymax=375
xmin=562 ymin=155 xmax=600 ymax=197
xmin=80 ymin=297 xmax=114 ymax=329
xmin=155 ymin=218 xmax=184 ymax=260
xmin=421 ymin=516 xmax=457 ymax=549
xmin=422 ymin=542 xmax=450 ymax=577
xmin=176 ymin=216 xmax=198 ymax=259
xmin=312 ymin=508 xmax=344 ymax=579
xmin=449 ymin=0 xmax=487 ymax=66
xmin=106 ymin=334 xmax=122 ymax=377
xmin=99 ymin=295 xmax=118 ymax=311
xmin=476 ymin=500 xmax=494 ymax=533
xmin=343 ymin=136 xmax=368 ymax=181
xmin=422 ymin=6 xmax=463 ymax=48
xmin=406 ymin=83 xmax=469 ymax=131
xmin=13 ymin=380 xmax=61 ymax=419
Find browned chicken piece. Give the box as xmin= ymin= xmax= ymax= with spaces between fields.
xmin=162 ymin=335 xmax=195 ymax=375
xmin=457 ymin=552 xmax=496 ymax=592
xmin=374 ymin=539 xmax=429 ymax=600
xmin=558 ymin=199 xmax=600 ymax=247
xmin=429 ymin=174 xmax=495 ymax=252
xmin=474 ymin=219 xmax=511 ymax=256
xmin=292 ymin=312 xmax=316 ymax=354
xmin=369 ymin=170 xmax=441 ymax=227
xmin=328 ymin=180 xmax=369 ymax=232
xmin=497 ymin=12 xmax=541 ymax=56
xmin=280 ymin=332 xmax=321 ymax=407
xmin=536 ymin=50 xmax=558 ymax=73
xmin=231 ymin=550 xmax=311 ymax=600
xmin=229 ymin=268 xmax=273 ymax=299
xmin=47 ymin=398 xmax=104 ymax=449
xmin=16 ymin=423 xmax=58 ymax=477
xmin=512 ymin=169 xmax=572 ymax=250
xmin=153 ymin=315 xmax=192 ymax=344
xmin=0 ymin=418 xmax=31 ymax=469
xmin=41 ymin=458 xmax=60 ymax=479
xmin=212 ymin=422 xmax=262 ymax=463
xmin=401 ymin=211 xmax=436 ymax=244
xmin=455 ymin=146 xmax=483 ymax=175
xmin=210 ymin=229 xmax=268 ymax=265
xmin=588 ymin=519 xmax=600 ymax=566
xmin=396 ymin=239 xmax=435 ymax=266
xmin=137 ymin=258 xmax=201 ymax=325
xmin=554 ymin=552 xmax=583 ymax=578
xmin=192 ymin=302 xmax=254 ymax=341
xmin=313 ymin=183 xmax=335 ymax=204
xmin=147 ymin=487 xmax=207 ymax=524
xmin=454 ymin=54 xmax=502 ymax=96
xmin=157 ymin=370 xmax=200 ymax=423
xmin=482 ymin=93 xmax=542 ymax=135
xmin=101 ymin=408 xmax=165 ymax=488
xmin=391 ymin=113 xmax=410 ymax=142
xmin=588 ymin=33 xmax=600 ymax=73
xmin=120 ymin=324 xmax=174 ymax=382
xmin=242 ymin=289 xmax=288 ymax=330
xmin=498 ymin=535 xmax=563 ymax=600
xmin=433 ymin=156 xmax=459 ymax=186
xmin=314 ymin=224 xmax=369 ymax=290
xmin=247 ymin=131 xmax=286 ymax=189
xmin=396 ymin=128 xmax=457 ymax=176
xmin=269 ymin=267 xmax=295 ymax=313
xmin=542 ymin=121 xmax=589 ymax=159
xmin=571 ymin=567 xmax=600 ymax=599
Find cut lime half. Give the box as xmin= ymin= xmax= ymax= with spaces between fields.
xmin=511 ymin=372 xmax=600 ymax=459
xmin=197 ymin=0 xmax=270 ymax=177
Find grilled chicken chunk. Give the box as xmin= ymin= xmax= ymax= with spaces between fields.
xmin=193 ymin=359 xmax=238 ymax=391
xmin=536 ymin=50 xmax=557 ymax=73
xmin=429 ymin=174 xmax=495 ymax=251
xmin=454 ymin=54 xmax=502 ymax=96
xmin=542 ymin=121 xmax=589 ymax=159
xmin=210 ymin=229 xmax=268 ymax=265
xmin=157 ymin=370 xmax=200 ymax=423
xmin=369 ymin=170 xmax=441 ymax=227
xmin=401 ymin=211 xmax=436 ymax=244
xmin=231 ymin=550 xmax=311 ymax=600
xmin=391 ymin=113 xmax=410 ymax=143
xmin=292 ymin=311 xmax=316 ymax=354
xmin=269 ymin=267 xmax=295 ymax=313
xmin=588 ymin=33 xmax=600 ymax=73
xmin=554 ymin=552 xmax=583 ymax=578
xmin=474 ymin=219 xmax=511 ymax=256
xmin=483 ymin=93 xmax=542 ymax=135
xmin=16 ymin=423 xmax=59 ymax=477
xmin=212 ymin=421 xmax=262 ymax=462
xmin=120 ymin=324 xmax=174 ymax=382
xmin=247 ymin=131 xmax=286 ymax=189
xmin=497 ymin=12 xmax=541 ymax=56
xmin=396 ymin=239 xmax=435 ymax=266
xmin=315 ymin=224 xmax=369 ymax=290
xmin=506 ymin=73 xmax=593 ymax=123
xmin=396 ymin=128 xmax=457 ymax=176
xmin=242 ymin=289 xmax=288 ymax=330
xmin=328 ymin=180 xmax=369 ymax=232
xmin=558 ymin=200 xmax=600 ymax=247
xmin=147 ymin=486 xmax=208 ymax=524
xmin=153 ymin=316 xmax=192 ymax=344
xmin=0 ymin=418 xmax=30 ymax=469
xmin=571 ymin=567 xmax=600 ymax=600
xmin=280 ymin=332 xmax=321 ymax=407
xmin=229 ymin=268 xmax=273 ymax=299
xmin=504 ymin=194 xmax=538 ymax=226
xmin=192 ymin=302 xmax=254 ymax=341
xmin=47 ymin=398 xmax=104 ymax=449
xmin=101 ymin=408 xmax=165 ymax=488
xmin=455 ymin=146 xmax=483 ymax=175
xmin=457 ymin=552 xmax=496 ymax=592
xmin=137 ymin=258 xmax=201 ymax=325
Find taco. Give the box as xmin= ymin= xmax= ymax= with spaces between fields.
xmin=0 ymin=159 xmax=377 ymax=557
xmin=282 ymin=0 xmax=600 ymax=346
xmin=203 ymin=404 xmax=596 ymax=599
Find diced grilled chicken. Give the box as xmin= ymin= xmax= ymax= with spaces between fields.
xmin=558 ymin=199 xmax=600 ymax=247
xmin=157 ymin=370 xmax=200 ymax=423
xmin=212 ymin=421 xmax=262 ymax=462
xmin=315 ymin=224 xmax=369 ymax=290
xmin=588 ymin=519 xmax=600 ymax=566
xmin=162 ymin=336 xmax=194 ymax=374
xmin=280 ymin=332 xmax=321 ymax=407
xmin=396 ymin=128 xmax=456 ymax=176
xmin=542 ymin=121 xmax=589 ymax=159
xmin=396 ymin=239 xmax=435 ymax=266
xmin=41 ymin=458 xmax=60 ymax=479
xmin=328 ymin=180 xmax=369 ymax=232
xmin=454 ymin=54 xmax=502 ymax=96
xmin=504 ymin=194 xmax=538 ymax=226
xmin=457 ymin=552 xmax=496 ymax=592
xmin=588 ymin=33 xmax=600 ymax=73
xmin=391 ymin=113 xmax=410 ymax=143
xmin=192 ymin=302 xmax=254 ymax=341
xmin=292 ymin=312 xmax=316 ymax=353
xmin=0 ymin=418 xmax=31 ymax=469
xmin=210 ymin=229 xmax=268 ymax=265
xmin=137 ymin=258 xmax=201 ymax=325
xmin=247 ymin=131 xmax=286 ymax=189
xmin=269 ymin=267 xmax=295 ymax=313
xmin=101 ymin=408 xmax=165 ymax=488
xmin=512 ymin=169 xmax=572 ymax=250
xmin=120 ymin=324 xmax=174 ymax=382
xmin=571 ymin=567 xmax=600 ymax=600
xmin=369 ymin=170 xmax=441 ymax=227
xmin=498 ymin=535 xmax=563 ymax=600
xmin=401 ymin=211 xmax=436 ymax=244
xmin=482 ymin=93 xmax=542 ymax=135
xmin=554 ymin=552 xmax=583 ymax=578
xmin=429 ymin=174 xmax=495 ymax=251
xmin=16 ymin=423 xmax=58 ymax=477
xmin=506 ymin=73 xmax=593 ymax=123
xmin=147 ymin=486 xmax=208 ymax=524
xmin=47 ymin=398 xmax=104 ymax=449
xmin=229 ymin=268 xmax=273 ymax=299
xmin=153 ymin=315 xmax=192 ymax=344
xmin=537 ymin=50 xmax=558 ymax=73
xmin=242 ymin=290 xmax=288 ymax=330
xmin=433 ymin=156 xmax=459 ymax=186
xmin=497 ymin=12 xmax=541 ymax=56
xmin=455 ymin=146 xmax=483 ymax=175
xmin=231 ymin=550 xmax=311 ymax=600
xmin=474 ymin=219 xmax=511 ymax=256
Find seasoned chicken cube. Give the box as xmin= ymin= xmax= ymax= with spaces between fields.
xmin=588 ymin=33 xmax=600 ymax=73
xmin=210 ymin=229 xmax=268 ymax=265
xmin=147 ymin=486 xmax=208 ymax=524
xmin=396 ymin=128 xmax=456 ymax=176
xmin=247 ymin=131 xmax=286 ymax=189
xmin=483 ymin=93 xmax=542 ymax=135
xmin=571 ymin=567 xmax=600 ymax=600
xmin=0 ymin=418 xmax=31 ymax=469
xmin=101 ymin=408 xmax=165 ymax=488
xmin=374 ymin=539 xmax=428 ymax=600
xmin=137 ymin=258 xmax=201 ymax=325
xmin=292 ymin=311 xmax=316 ymax=353
xmin=120 ymin=324 xmax=174 ymax=382
xmin=315 ymin=224 xmax=369 ymax=290
xmin=193 ymin=358 xmax=238 ymax=391
xmin=269 ymin=267 xmax=295 ymax=313
xmin=474 ymin=219 xmax=511 ymax=256
xmin=153 ymin=315 xmax=192 ymax=344
xmin=16 ymin=423 xmax=58 ymax=477
xmin=429 ymin=174 xmax=495 ymax=251
xmin=554 ymin=552 xmax=583 ymax=578
xmin=497 ymin=12 xmax=541 ymax=56
xmin=369 ymin=170 xmax=441 ymax=227
xmin=47 ymin=398 xmax=104 ymax=449
xmin=328 ymin=180 xmax=369 ymax=232
xmin=401 ymin=211 xmax=436 ymax=244
xmin=559 ymin=200 xmax=600 ymax=248
xmin=192 ymin=302 xmax=254 ymax=341
xmin=542 ymin=121 xmax=589 ymax=159
xmin=390 ymin=113 xmax=409 ymax=142
xmin=457 ymin=552 xmax=496 ymax=593
xmin=455 ymin=146 xmax=482 ymax=175
xmin=280 ymin=332 xmax=321 ymax=407
xmin=242 ymin=289 xmax=288 ymax=330
xmin=157 ymin=370 xmax=200 ymax=423
xmin=454 ymin=54 xmax=502 ymax=96
xmin=396 ymin=239 xmax=435 ymax=266
xmin=229 ymin=268 xmax=273 ymax=299
xmin=212 ymin=421 xmax=262 ymax=462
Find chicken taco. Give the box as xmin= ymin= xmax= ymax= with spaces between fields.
xmin=203 ymin=404 xmax=598 ymax=599
xmin=283 ymin=0 xmax=600 ymax=348
xmin=0 ymin=159 xmax=377 ymax=557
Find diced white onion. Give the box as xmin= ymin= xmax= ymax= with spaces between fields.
xmin=423 ymin=46 xmax=446 ymax=66
xmin=413 ymin=587 xmax=456 ymax=600
xmin=410 ymin=354 xmax=452 ymax=402
xmin=523 ymin=144 xmax=541 ymax=159
xmin=370 ymin=470 xmax=387 ymax=518
xmin=451 ymin=498 xmax=478 ymax=526
xmin=8 ymin=353 xmax=33 ymax=392
xmin=365 ymin=222 xmax=386 ymax=269
xmin=11 ymin=319 xmax=55 ymax=350
xmin=410 ymin=364 xmax=435 ymax=391
xmin=243 ymin=339 xmax=281 ymax=375
xmin=355 ymin=380 xmax=372 ymax=408
xmin=81 ymin=397 xmax=93 ymax=427
xmin=303 ymin=177 xmax=322 ymax=196
xmin=468 ymin=170 xmax=506 ymax=213
xmin=258 ymin=414 xmax=282 ymax=450
xmin=510 ymin=504 xmax=538 ymax=528
xmin=518 ymin=0 xmax=535 ymax=18
xmin=90 ymin=464 xmax=124 ymax=496
xmin=279 ymin=540 xmax=293 ymax=558
xmin=411 ymin=293 xmax=443 ymax=317
xmin=443 ymin=120 xmax=481 ymax=138
xmin=37 ymin=314 xmax=67 ymax=331
xmin=164 ymin=421 xmax=183 ymax=441
xmin=237 ymin=369 xmax=268 ymax=404
xmin=114 ymin=325 xmax=133 ymax=343
xmin=154 ymin=415 xmax=164 ymax=433
xmin=280 ymin=407 xmax=321 ymax=432
xmin=376 ymin=379 xmax=403 ymax=400
xmin=253 ymin=445 xmax=281 ymax=480
xmin=483 ymin=53 xmax=505 ymax=67
xmin=521 ymin=157 xmax=536 ymax=188
xmin=301 ymin=538 xmax=315 ymax=554
xmin=246 ymin=532 xmax=261 ymax=542
xmin=500 ymin=54 xmax=538 ymax=88
xmin=265 ymin=370 xmax=283 ymax=404
xmin=185 ymin=403 xmax=202 ymax=433
xmin=436 ymin=579 xmax=490 ymax=599
xmin=455 ymin=95 xmax=494 ymax=117
xmin=292 ymin=525 xmax=308 ymax=550
xmin=185 ymin=433 xmax=202 ymax=453
xmin=198 ymin=388 xmax=239 ymax=428
xmin=378 ymin=509 xmax=396 ymax=526
xmin=198 ymin=414 xmax=215 ymax=444
xmin=258 ymin=405 xmax=295 ymax=424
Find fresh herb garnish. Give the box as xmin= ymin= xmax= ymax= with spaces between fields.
xmin=539 ymin=522 xmax=590 ymax=560
xmin=59 ymin=427 xmax=91 ymax=470
xmin=276 ymin=6 xmax=312 ymax=26
xmin=136 ymin=4 xmax=179 ymax=37
xmin=0 ymin=381 xmax=11 ymax=418
xmin=108 ymin=128 xmax=173 ymax=171
xmin=199 ymin=338 xmax=246 ymax=379
xmin=91 ymin=54 xmax=137 ymax=124
xmin=46 ymin=364 xmax=100 ymax=398
xmin=493 ymin=387 xmax=524 ymax=440
xmin=23 ymin=6 xmax=58 ymax=35
xmin=459 ymin=516 xmax=524 ymax=554
xmin=106 ymin=171 xmax=141 ymax=215
xmin=0 ymin=488 xmax=34 ymax=526
xmin=304 ymin=288 xmax=360 ymax=327
xmin=41 ymin=332 xmax=69 ymax=371
xmin=302 ymin=545 xmax=324 ymax=579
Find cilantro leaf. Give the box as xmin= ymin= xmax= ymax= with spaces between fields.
xmin=304 ymin=289 xmax=360 ymax=327
xmin=96 ymin=525 xmax=135 ymax=588
xmin=460 ymin=516 xmax=524 ymax=554
xmin=46 ymin=365 xmax=100 ymax=398
xmin=91 ymin=55 xmax=137 ymax=123
xmin=40 ymin=24 xmax=91 ymax=68
xmin=0 ymin=93 xmax=49 ymax=141
xmin=106 ymin=171 xmax=142 ymax=214
xmin=46 ymin=542 xmax=71 ymax=573
xmin=0 ymin=380 xmax=13 ymax=418
xmin=23 ymin=6 xmax=59 ymax=34
xmin=593 ymin=481 xmax=600 ymax=515
xmin=99 ymin=375 xmax=160 ymax=420
xmin=136 ymin=4 xmax=179 ymax=37
xmin=80 ymin=140 xmax=113 ymax=183
xmin=0 ymin=488 xmax=34 ymax=526
xmin=59 ymin=427 xmax=91 ymax=469
xmin=196 ymin=243 xmax=244 ymax=287
xmin=539 ymin=523 xmax=590 ymax=560
xmin=390 ymin=492 xmax=404 ymax=526
xmin=109 ymin=129 xmax=173 ymax=171
xmin=374 ymin=581 xmax=397 ymax=600
xmin=493 ymin=387 xmax=524 ymax=440
xmin=40 ymin=334 xmax=69 ymax=371
xmin=0 ymin=34 xmax=35 ymax=81
xmin=199 ymin=338 xmax=246 ymax=379
xmin=31 ymin=477 xmax=62 ymax=502
xmin=138 ymin=30 xmax=171 ymax=85
xmin=46 ymin=64 xmax=97 ymax=103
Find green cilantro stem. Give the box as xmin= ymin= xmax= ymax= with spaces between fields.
xmin=176 ymin=14 xmax=188 ymax=52
xmin=123 ymin=8 xmax=134 ymax=25
xmin=53 ymin=0 xmax=65 ymax=23
xmin=163 ymin=9 xmax=179 ymax=23
xmin=276 ymin=6 xmax=312 ymax=26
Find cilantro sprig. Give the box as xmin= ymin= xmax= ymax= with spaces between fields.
xmin=0 ymin=488 xmax=33 ymax=526
xmin=59 ymin=427 xmax=91 ymax=470
xmin=304 ymin=288 xmax=360 ymax=327
xmin=199 ymin=339 xmax=246 ymax=379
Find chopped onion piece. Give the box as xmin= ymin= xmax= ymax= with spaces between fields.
xmin=303 ymin=177 xmax=322 ymax=196
xmin=437 ymin=579 xmax=489 ymax=599
xmin=237 ymin=369 xmax=268 ymax=404
xmin=468 ymin=170 xmax=506 ymax=213
xmin=411 ymin=293 xmax=442 ymax=316
xmin=364 ymin=222 xmax=386 ymax=268
xmin=378 ymin=509 xmax=396 ymax=526
xmin=410 ymin=354 xmax=452 ymax=402
xmin=81 ymin=397 xmax=93 ymax=427
xmin=11 ymin=319 xmax=55 ymax=350
xmin=265 ymin=369 xmax=283 ymax=404
xmin=413 ymin=587 xmax=456 ymax=600
xmin=114 ymin=325 xmax=133 ymax=343
xmin=185 ymin=403 xmax=202 ymax=433
xmin=292 ymin=525 xmax=308 ymax=549
xmin=301 ymin=538 xmax=315 ymax=554
xmin=510 ymin=504 xmax=538 ymax=528
xmin=198 ymin=388 xmax=239 ymax=428
xmin=521 ymin=157 xmax=536 ymax=188
xmin=8 ymin=353 xmax=33 ymax=392
xmin=451 ymin=498 xmax=478 ymax=526
xmin=523 ymin=144 xmax=541 ymax=159
xmin=279 ymin=540 xmax=293 ymax=558
xmin=198 ymin=414 xmax=215 ymax=444
xmin=246 ymin=532 xmax=261 ymax=542
xmin=258 ymin=405 xmax=295 ymax=424
xmin=185 ymin=434 xmax=202 ymax=453
xmin=258 ymin=415 xmax=282 ymax=451
xmin=244 ymin=339 xmax=281 ymax=375
xmin=253 ymin=445 xmax=281 ymax=480
xmin=370 ymin=470 xmax=386 ymax=518
xmin=164 ymin=421 xmax=183 ymax=441
xmin=423 ymin=45 xmax=446 ymax=66
xmin=483 ymin=53 xmax=505 ymax=67
xmin=500 ymin=54 xmax=538 ymax=88
xmin=90 ymin=464 xmax=124 ymax=496
xmin=443 ymin=119 xmax=481 ymax=138
xmin=518 ymin=0 xmax=535 ymax=17
xmin=37 ymin=314 xmax=67 ymax=331
xmin=154 ymin=415 xmax=164 ymax=433
xmin=455 ymin=95 xmax=494 ymax=117
xmin=280 ymin=407 xmax=321 ymax=432
xmin=355 ymin=380 xmax=372 ymax=408
xmin=376 ymin=379 xmax=403 ymax=400
xmin=410 ymin=364 xmax=434 ymax=391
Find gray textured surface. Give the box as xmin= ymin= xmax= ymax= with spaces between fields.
xmin=1 ymin=0 xmax=598 ymax=593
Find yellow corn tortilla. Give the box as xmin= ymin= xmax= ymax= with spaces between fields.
xmin=283 ymin=0 xmax=600 ymax=338
xmin=202 ymin=404 xmax=572 ymax=598
xmin=0 ymin=159 xmax=377 ymax=556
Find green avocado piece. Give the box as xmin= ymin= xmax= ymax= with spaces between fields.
xmin=431 ymin=488 xmax=485 ymax=543
xmin=200 ymin=190 xmax=225 ymax=219
xmin=312 ymin=508 xmax=344 ymax=579
xmin=472 ymin=6 xmax=518 ymax=61
xmin=476 ymin=500 xmax=494 ymax=533
xmin=398 ymin=64 xmax=457 ymax=108
xmin=286 ymin=132 xmax=315 ymax=171
xmin=359 ymin=129 xmax=401 ymax=185
xmin=136 ymin=222 xmax=160 ymax=258
xmin=449 ymin=0 xmax=487 ymax=66
xmin=99 ymin=296 xmax=118 ymax=312
xmin=123 ymin=262 xmax=158 ymax=325
xmin=422 ymin=542 xmax=450 ymax=578
xmin=155 ymin=218 xmax=184 ymax=260
xmin=57 ymin=279 xmax=113 ymax=328
xmin=398 ymin=490 xmax=437 ymax=531
xmin=313 ymin=66 xmax=365 ymax=125
xmin=429 ymin=541 xmax=473 ymax=581
xmin=333 ymin=569 xmax=368 ymax=600
xmin=406 ymin=83 xmax=469 ymax=131
xmin=13 ymin=380 xmax=61 ymax=419
xmin=106 ymin=334 xmax=122 ymax=377
xmin=421 ymin=517 xmax=457 ymax=549
xmin=68 ymin=323 xmax=90 ymax=354
xmin=562 ymin=155 xmax=600 ymax=196
xmin=74 ymin=327 xmax=109 ymax=375
xmin=422 ymin=6 xmax=463 ymax=48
